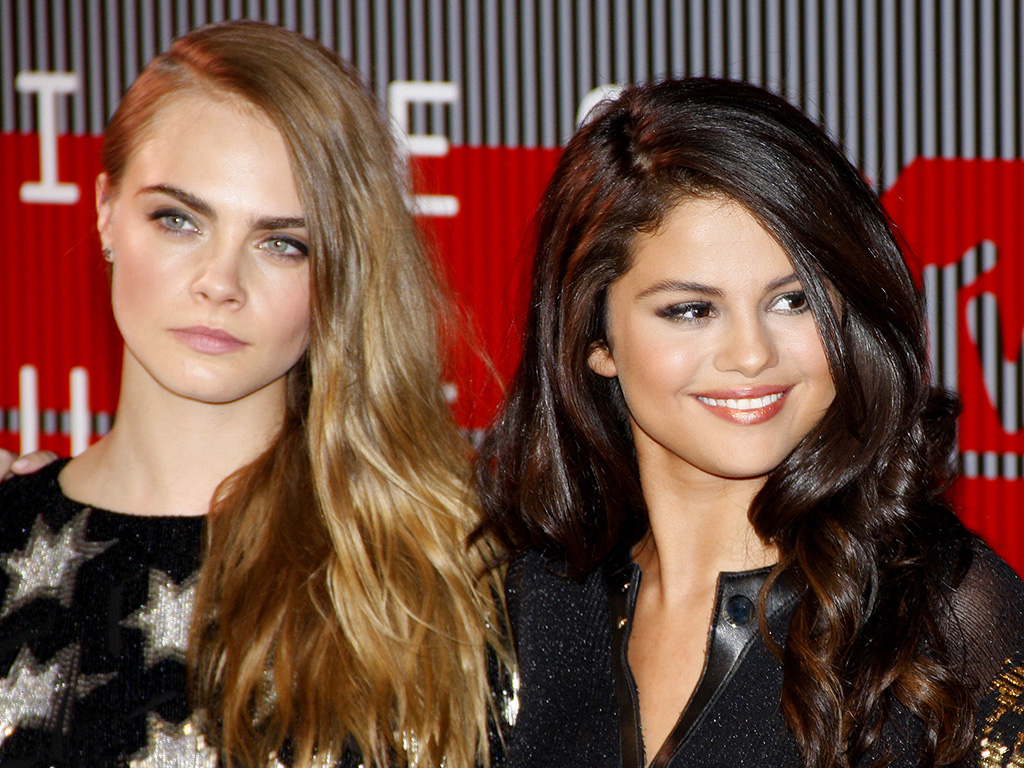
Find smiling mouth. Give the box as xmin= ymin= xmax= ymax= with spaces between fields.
xmin=694 ymin=389 xmax=789 ymax=425
xmin=696 ymin=392 xmax=784 ymax=410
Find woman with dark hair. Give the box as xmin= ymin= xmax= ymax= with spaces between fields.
xmin=477 ymin=78 xmax=1024 ymax=768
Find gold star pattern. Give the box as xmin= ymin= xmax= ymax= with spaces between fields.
xmin=0 ymin=509 xmax=116 ymax=618
xmin=121 ymin=569 xmax=197 ymax=667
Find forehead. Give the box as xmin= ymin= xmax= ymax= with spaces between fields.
xmin=622 ymin=196 xmax=796 ymax=290
xmin=116 ymin=92 xmax=302 ymax=215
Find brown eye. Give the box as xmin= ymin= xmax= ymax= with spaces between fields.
xmin=657 ymin=302 xmax=714 ymax=322
xmin=771 ymin=291 xmax=808 ymax=314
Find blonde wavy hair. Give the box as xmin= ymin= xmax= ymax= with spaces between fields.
xmin=100 ymin=20 xmax=508 ymax=768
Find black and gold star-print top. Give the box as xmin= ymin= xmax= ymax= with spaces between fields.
xmin=978 ymin=647 xmax=1024 ymax=767
xmin=0 ymin=459 xmax=209 ymax=767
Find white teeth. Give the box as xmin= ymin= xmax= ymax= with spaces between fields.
xmin=698 ymin=392 xmax=784 ymax=410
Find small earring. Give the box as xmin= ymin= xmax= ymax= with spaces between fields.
xmin=102 ymin=248 xmax=113 ymax=262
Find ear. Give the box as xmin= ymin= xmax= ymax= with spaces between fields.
xmin=95 ymin=173 xmax=113 ymax=250
xmin=587 ymin=340 xmax=618 ymax=378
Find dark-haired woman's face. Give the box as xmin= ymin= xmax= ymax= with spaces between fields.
xmin=587 ymin=197 xmax=835 ymax=486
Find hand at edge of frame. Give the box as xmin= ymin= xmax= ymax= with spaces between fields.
xmin=0 ymin=449 xmax=58 ymax=480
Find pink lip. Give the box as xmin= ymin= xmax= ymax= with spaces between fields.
xmin=693 ymin=386 xmax=790 ymax=426
xmin=170 ymin=326 xmax=247 ymax=354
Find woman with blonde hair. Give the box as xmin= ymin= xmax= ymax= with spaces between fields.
xmin=0 ymin=20 xmax=507 ymax=768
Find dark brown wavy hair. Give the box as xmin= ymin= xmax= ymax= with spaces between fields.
xmin=477 ymin=78 xmax=974 ymax=767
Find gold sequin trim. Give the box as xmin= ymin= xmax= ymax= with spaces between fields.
xmin=977 ymin=660 xmax=1024 ymax=767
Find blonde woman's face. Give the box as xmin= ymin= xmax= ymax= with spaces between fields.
xmin=97 ymin=93 xmax=311 ymax=407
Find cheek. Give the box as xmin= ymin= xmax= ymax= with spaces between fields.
xmin=110 ymin=253 xmax=167 ymax=332
xmin=788 ymin=332 xmax=836 ymax=403
xmin=269 ymin=274 xmax=311 ymax=351
xmin=613 ymin=325 xmax=706 ymax=398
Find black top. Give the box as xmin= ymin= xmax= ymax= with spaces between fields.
xmin=504 ymin=541 xmax=1024 ymax=768
xmin=0 ymin=461 xmax=510 ymax=768
xmin=0 ymin=459 xmax=209 ymax=767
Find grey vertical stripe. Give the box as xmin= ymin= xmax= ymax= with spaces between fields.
xmin=860 ymin=0 xmax=878 ymax=185
xmin=556 ymin=0 xmax=572 ymax=145
xmin=668 ymin=0 xmax=684 ymax=76
xmin=484 ymin=0 xmax=500 ymax=146
xmin=519 ymin=0 xmax=537 ymax=147
xmin=538 ymin=0 xmax=555 ymax=147
xmin=103 ymin=0 xmax=120 ymax=122
xmin=428 ymin=0 xmax=445 ymax=138
xmin=577 ymin=0 xmax=591 ymax=105
xmin=998 ymin=0 xmax=1014 ymax=158
xmin=687 ymin=0 xmax=702 ymax=77
xmin=880 ymin=0 xmax=897 ymax=184
xmin=899 ymin=0 xmax=915 ymax=172
xmin=633 ymin=0 xmax=647 ymax=81
xmin=650 ymin=0 xmax=666 ymax=79
xmin=979 ymin=0 xmax=995 ymax=159
xmin=465 ymin=0 xmax=482 ymax=145
xmin=503 ymin=0 xmax=519 ymax=146
xmin=446 ymin=0 xmax=464 ymax=145
xmin=764 ymin=0 xmax=780 ymax=94
xmin=16 ymin=0 xmax=30 ymax=133
xmin=1 ymin=0 xmax=14 ymax=134
xmin=821 ymin=0 xmax=838 ymax=143
xmin=919 ymin=0 xmax=936 ymax=157
xmin=613 ymin=0 xmax=628 ymax=82
xmin=959 ymin=0 xmax=976 ymax=157
xmin=392 ymin=0 xmax=407 ymax=82
xmin=122 ymin=3 xmax=138 ymax=104
xmin=70 ymin=0 xmax=86 ymax=134
xmin=942 ymin=263 xmax=959 ymax=390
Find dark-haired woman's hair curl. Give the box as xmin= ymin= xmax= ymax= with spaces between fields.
xmin=477 ymin=78 xmax=974 ymax=767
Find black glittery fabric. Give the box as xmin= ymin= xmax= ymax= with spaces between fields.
xmin=0 ymin=459 xmax=208 ymax=767
xmin=505 ymin=541 xmax=1024 ymax=768
xmin=0 ymin=460 xmax=509 ymax=768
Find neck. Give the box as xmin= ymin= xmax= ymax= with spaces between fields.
xmin=60 ymin=352 xmax=287 ymax=517
xmin=633 ymin=454 xmax=778 ymax=601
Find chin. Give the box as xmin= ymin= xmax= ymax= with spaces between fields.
xmin=710 ymin=453 xmax=791 ymax=481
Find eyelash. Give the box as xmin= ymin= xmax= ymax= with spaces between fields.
xmin=657 ymin=301 xmax=714 ymax=323
xmin=770 ymin=291 xmax=810 ymax=314
xmin=656 ymin=291 xmax=810 ymax=323
xmin=148 ymin=209 xmax=308 ymax=260
xmin=149 ymin=208 xmax=199 ymax=235
xmin=259 ymin=235 xmax=309 ymax=260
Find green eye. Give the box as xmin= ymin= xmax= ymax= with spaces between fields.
xmin=261 ymin=235 xmax=308 ymax=259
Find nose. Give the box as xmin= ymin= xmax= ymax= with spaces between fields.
xmin=714 ymin=313 xmax=778 ymax=377
xmin=190 ymin=239 xmax=246 ymax=308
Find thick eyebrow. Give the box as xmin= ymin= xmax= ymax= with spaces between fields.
xmin=634 ymin=273 xmax=801 ymax=301
xmin=138 ymin=184 xmax=306 ymax=231
xmin=138 ymin=184 xmax=214 ymax=219
xmin=254 ymin=216 xmax=307 ymax=231
xmin=635 ymin=279 xmax=722 ymax=300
